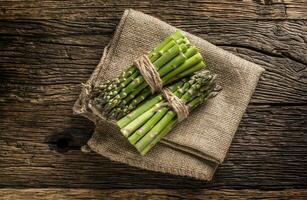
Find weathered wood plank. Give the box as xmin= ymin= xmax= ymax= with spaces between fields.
xmin=0 ymin=104 xmax=306 ymax=188
xmin=0 ymin=0 xmax=306 ymax=20
xmin=0 ymin=0 xmax=306 ymax=192
xmin=1 ymin=19 xmax=306 ymax=65
xmin=1 ymin=189 xmax=307 ymax=200
xmin=0 ymin=19 xmax=306 ymax=103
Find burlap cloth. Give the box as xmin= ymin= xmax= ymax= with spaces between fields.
xmin=73 ymin=9 xmax=265 ymax=180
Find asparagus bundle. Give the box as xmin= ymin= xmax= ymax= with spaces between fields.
xmin=91 ymin=31 xmax=206 ymax=120
xmin=117 ymin=71 xmax=221 ymax=155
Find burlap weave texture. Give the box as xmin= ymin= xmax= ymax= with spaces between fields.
xmin=73 ymin=9 xmax=265 ymax=180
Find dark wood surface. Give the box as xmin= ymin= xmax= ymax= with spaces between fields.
xmin=1 ymin=189 xmax=307 ymax=199
xmin=0 ymin=1 xmax=306 ymax=199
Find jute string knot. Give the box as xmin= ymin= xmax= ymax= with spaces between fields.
xmin=162 ymin=88 xmax=189 ymax=122
xmin=133 ymin=55 xmax=163 ymax=93
xmin=133 ymin=55 xmax=189 ymax=122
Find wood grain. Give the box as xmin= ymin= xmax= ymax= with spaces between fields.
xmin=1 ymin=105 xmax=306 ymax=188
xmin=0 ymin=0 xmax=306 ymax=197
xmin=1 ymin=0 xmax=306 ymax=20
xmin=1 ymin=189 xmax=307 ymax=200
xmin=0 ymin=19 xmax=306 ymax=103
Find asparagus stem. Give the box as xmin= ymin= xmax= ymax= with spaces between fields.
xmin=92 ymin=31 xmax=211 ymax=122
xmin=99 ymin=33 xmax=184 ymax=111
xmin=117 ymin=95 xmax=163 ymax=128
xmin=166 ymin=61 xmax=206 ymax=84
xmin=183 ymin=46 xmax=198 ymax=58
xmin=128 ymin=107 xmax=168 ymax=145
xmin=139 ymin=89 xmax=218 ymax=155
xmin=118 ymin=45 xmax=193 ymax=107
xmin=147 ymin=31 xmax=184 ymax=58
xmin=157 ymin=53 xmax=186 ymax=77
xmin=116 ymin=80 xmax=184 ymax=128
xmin=110 ymin=44 xmax=197 ymax=111
xmin=135 ymin=110 xmax=176 ymax=152
xmin=109 ymin=40 xmax=189 ymax=103
xmin=124 ymin=31 xmax=184 ymax=79
xmin=120 ymin=84 xmax=148 ymax=106
xmin=139 ymin=86 xmax=220 ymax=155
xmin=119 ymin=70 xmax=139 ymax=89
xmin=149 ymin=39 xmax=177 ymax=62
xmin=130 ymin=88 xmax=151 ymax=107
xmin=127 ymin=81 xmax=187 ymax=145
xmin=121 ymin=102 xmax=166 ymax=138
xmin=122 ymin=71 xmax=219 ymax=155
xmin=161 ymin=53 xmax=203 ymax=83
xmin=118 ymin=43 xmax=184 ymax=98
xmin=140 ymin=119 xmax=177 ymax=155
xmin=107 ymin=39 xmax=178 ymax=99
xmin=131 ymin=82 xmax=191 ymax=151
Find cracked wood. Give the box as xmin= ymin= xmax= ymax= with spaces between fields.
xmin=0 ymin=0 xmax=306 ymax=198
xmin=1 ymin=189 xmax=307 ymax=199
xmin=1 ymin=105 xmax=306 ymax=188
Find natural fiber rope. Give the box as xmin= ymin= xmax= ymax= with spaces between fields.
xmin=133 ymin=55 xmax=163 ymax=93
xmin=133 ymin=55 xmax=189 ymax=121
xmin=162 ymin=88 xmax=189 ymax=122
xmin=134 ymin=55 xmax=189 ymax=121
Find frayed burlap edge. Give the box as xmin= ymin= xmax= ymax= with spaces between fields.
xmin=73 ymin=9 xmax=131 ymax=122
xmin=88 ymin=122 xmax=218 ymax=181
xmin=73 ymin=9 xmax=265 ymax=181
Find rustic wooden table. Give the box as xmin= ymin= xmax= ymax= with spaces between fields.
xmin=1 ymin=1 xmax=306 ymax=199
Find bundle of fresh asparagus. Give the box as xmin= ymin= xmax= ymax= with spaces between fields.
xmin=117 ymin=71 xmax=221 ymax=155
xmin=91 ymin=31 xmax=206 ymax=120
xmin=89 ymin=31 xmax=221 ymax=155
